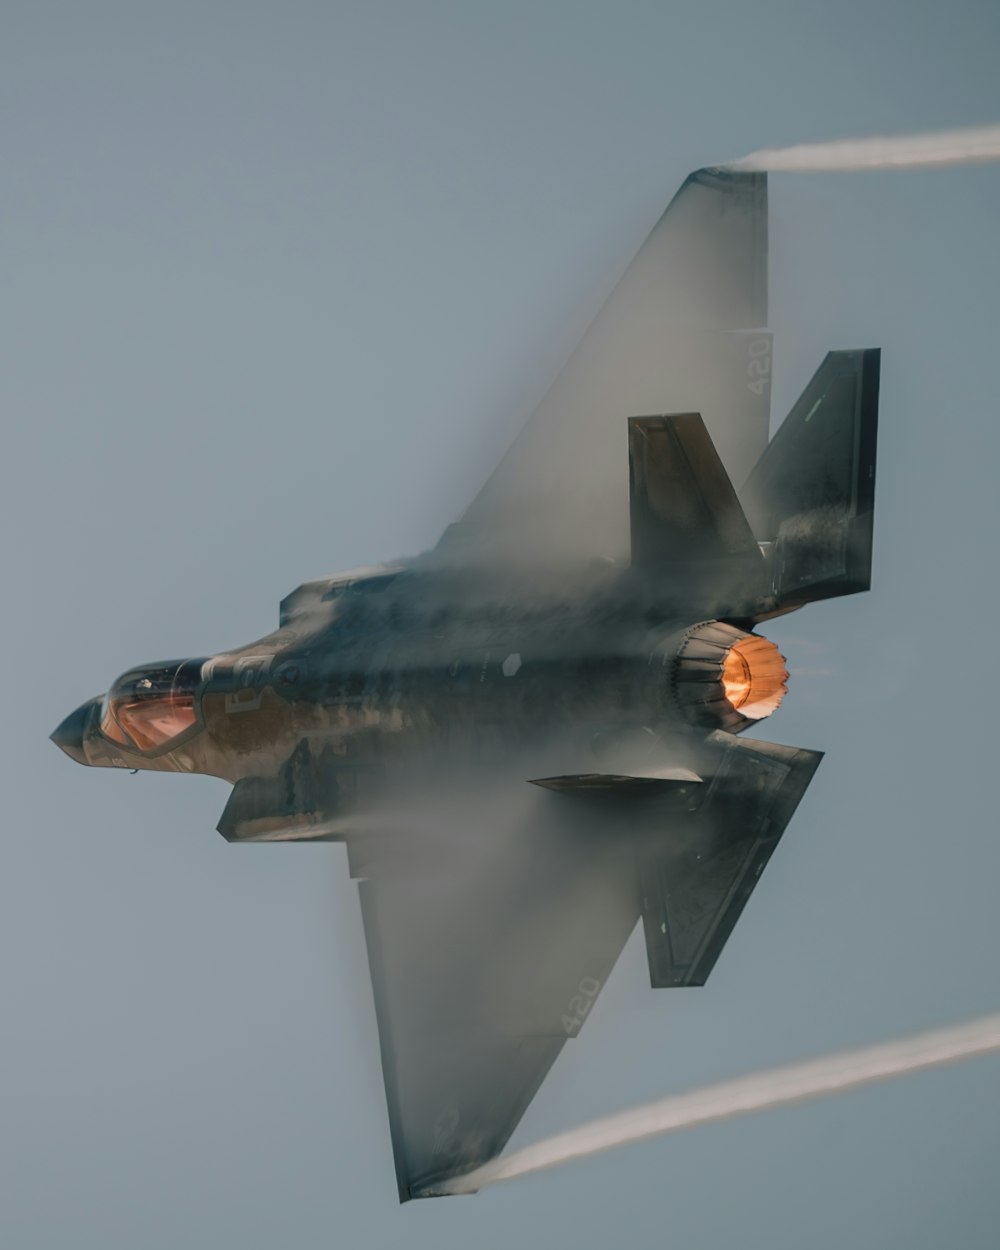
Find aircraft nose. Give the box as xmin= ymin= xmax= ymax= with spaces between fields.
xmin=50 ymin=699 xmax=99 ymax=766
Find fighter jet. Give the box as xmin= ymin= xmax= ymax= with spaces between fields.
xmin=51 ymin=168 xmax=879 ymax=1201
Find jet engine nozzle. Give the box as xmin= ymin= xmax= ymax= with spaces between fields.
xmin=670 ymin=621 xmax=788 ymax=732
xmin=721 ymin=634 xmax=788 ymax=720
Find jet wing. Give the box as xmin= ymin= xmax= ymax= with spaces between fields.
xmin=346 ymin=734 xmax=821 ymax=1200
xmin=438 ymin=168 xmax=771 ymax=568
xmin=346 ymin=796 xmax=641 ymax=1200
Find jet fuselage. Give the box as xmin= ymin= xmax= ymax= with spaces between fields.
xmin=52 ymin=558 xmax=782 ymax=837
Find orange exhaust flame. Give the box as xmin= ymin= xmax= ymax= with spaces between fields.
xmin=721 ymin=635 xmax=788 ymax=720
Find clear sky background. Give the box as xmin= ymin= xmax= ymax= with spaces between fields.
xmin=6 ymin=2 xmax=1000 ymax=1247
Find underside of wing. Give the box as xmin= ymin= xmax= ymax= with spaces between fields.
xmin=438 ymin=169 xmax=771 ymax=568
xmin=348 ymin=794 xmax=641 ymax=1200
xmin=347 ymin=727 xmax=822 ymax=1200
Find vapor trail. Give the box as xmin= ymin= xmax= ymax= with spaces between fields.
xmin=424 ymin=1011 xmax=1000 ymax=1195
xmin=725 ymin=122 xmax=1000 ymax=172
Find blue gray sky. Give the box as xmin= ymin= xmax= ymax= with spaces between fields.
xmin=6 ymin=3 xmax=1000 ymax=1247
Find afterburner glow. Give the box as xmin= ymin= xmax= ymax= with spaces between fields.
xmin=722 ymin=635 xmax=788 ymax=720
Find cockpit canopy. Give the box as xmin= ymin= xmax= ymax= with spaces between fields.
xmin=100 ymin=658 xmax=207 ymax=752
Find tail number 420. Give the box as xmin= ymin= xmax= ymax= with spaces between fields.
xmin=562 ymin=977 xmax=601 ymax=1036
xmin=746 ymin=336 xmax=771 ymax=397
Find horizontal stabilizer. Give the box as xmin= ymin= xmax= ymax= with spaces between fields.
xmin=742 ymin=349 xmax=880 ymax=610
xmin=629 ymin=413 xmax=761 ymax=567
xmin=530 ymin=768 xmax=702 ymax=795
xmin=638 ymin=733 xmax=822 ymax=987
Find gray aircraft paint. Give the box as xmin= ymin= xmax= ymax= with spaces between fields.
xmin=51 ymin=167 xmax=879 ymax=1200
xmin=11 ymin=3 xmax=1000 ymax=1246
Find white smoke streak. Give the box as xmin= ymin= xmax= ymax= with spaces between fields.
xmin=726 ymin=123 xmax=1000 ymax=172
xmin=425 ymin=1012 xmax=1000 ymax=1195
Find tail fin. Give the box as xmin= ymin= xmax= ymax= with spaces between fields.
xmin=742 ymin=349 xmax=880 ymax=611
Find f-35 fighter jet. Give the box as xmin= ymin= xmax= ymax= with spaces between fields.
xmin=52 ymin=168 xmax=879 ymax=1201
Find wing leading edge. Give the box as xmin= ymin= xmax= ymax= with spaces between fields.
xmin=438 ymin=168 xmax=770 ymax=568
